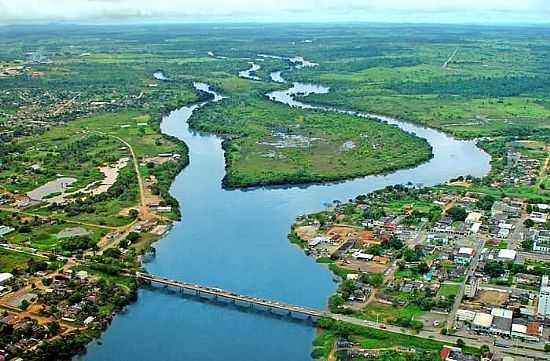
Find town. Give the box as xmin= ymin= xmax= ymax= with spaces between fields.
xmin=293 ymin=170 xmax=550 ymax=361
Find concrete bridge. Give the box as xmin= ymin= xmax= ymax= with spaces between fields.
xmin=136 ymin=272 xmax=326 ymax=319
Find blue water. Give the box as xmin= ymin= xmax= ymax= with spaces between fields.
xmin=78 ymin=71 xmax=490 ymax=360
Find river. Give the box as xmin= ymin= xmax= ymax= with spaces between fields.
xmin=78 ymin=60 xmax=490 ymax=361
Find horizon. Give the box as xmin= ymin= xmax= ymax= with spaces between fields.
xmin=1 ymin=0 xmax=549 ymax=25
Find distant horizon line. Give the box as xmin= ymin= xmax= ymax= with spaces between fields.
xmin=1 ymin=19 xmax=550 ymax=27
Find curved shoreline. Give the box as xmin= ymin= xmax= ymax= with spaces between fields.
xmin=79 ymin=58 xmax=490 ymax=361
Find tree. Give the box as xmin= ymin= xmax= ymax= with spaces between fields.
xmin=524 ymin=218 xmax=535 ymax=228
xmin=384 ymin=236 xmax=404 ymax=250
xmin=20 ymin=299 xmax=30 ymax=310
xmin=480 ymin=345 xmax=490 ymax=354
xmin=456 ymin=339 xmax=466 ymax=349
xmin=47 ymin=321 xmax=61 ymax=336
xmin=521 ymin=239 xmax=534 ymax=251
xmin=447 ymin=206 xmax=467 ymax=222
xmin=485 ymin=261 xmax=506 ymax=278
xmin=126 ymin=232 xmax=140 ymax=243
xmin=416 ymin=262 xmax=430 ymax=275
xmin=128 ymin=209 xmax=139 ymax=219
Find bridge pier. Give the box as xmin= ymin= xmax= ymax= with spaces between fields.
xmin=136 ymin=273 xmax=328 ymax=323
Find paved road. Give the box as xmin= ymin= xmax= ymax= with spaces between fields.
xmin=446 ymin=236 xmax=486 ymax=330
xmin=518 ymin=251 xmax=550 ymax=263
xmin=509 ymin=215 xmax=527 ymax=251
xmin=330 ymin=313 xmax=547 ymax=360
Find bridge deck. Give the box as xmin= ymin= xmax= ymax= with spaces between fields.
xmin=136 ymin=272 xmax=325 ymax=318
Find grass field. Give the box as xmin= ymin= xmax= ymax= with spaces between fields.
xmin=361 ymin=302 xmax=425 ymax=323
xmin=438 ymin=283 xmax=460 ymax=298
xmin=0 ymin=248 xmax=47 ymax=273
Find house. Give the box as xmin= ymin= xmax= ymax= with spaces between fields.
xmin=515 ymin=273 xmax=540 ymax=286
xmin=491 ymin=201 xmax=521 ymax=218
xmin=75 ymin=271 xmax=88 ymax=280
xmin=511 ymin=320 xmax=542 ymax=342
xmin=440 ymin=345 xmax=481 ymax=361
xmin=465 ymin=212 xmax=482 ymax=225
xmin=352 ymin=252 xmax=374 ymax=261
xmin=372 ymin=255 xmax=390 ymax=264
xmin=308 ymin=236 xmax=329 ymax=248
xmin=0 ymin=273 xmax=13 ymax=286
xmin=455 ymin=248 xmax=474 ymax=265
xmin=470 ymin=222 xmax=481 ymax=234
xmin=529 ymin=212 xmax=548 ymax=224
xmin=0 ymin=225 xmax=14 ymax=238
xmin=14 ymin=195 xmax=32 ymax=208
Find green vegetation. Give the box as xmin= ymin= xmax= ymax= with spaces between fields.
xmin=361 ymin=302 xmax=424 ymax=324
xmin=191 ymin=77 xmax=432 ymax=188
xmin=438 ymin=283 xmax=460 ymax=298
xmin=0 ymin=248 xmax=48 ymax=273
xmin=318 ymin=318 xmax=433 ymax=351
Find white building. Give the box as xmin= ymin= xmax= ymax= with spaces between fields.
xmin=0 ymin=272 xmax=13 ymax=285
xmin=472 ymin=312 xmax=493 ymax=334
xmin=464 ymin=276 xmax=479 ymax=298
xmin=456 ymin=309 xmax=476 ymax=322
xmin=0 ymin=225 xmax=15 ymax=238
xmin=497 ymin=249 xmax=517 ymax=262
xmin=465 ymin=212 xmax=482 ymax=225
xmin=529 ymin=212 xmax=548 ymax=224
xmin=538 ymin=275 xmax=550 ymax=319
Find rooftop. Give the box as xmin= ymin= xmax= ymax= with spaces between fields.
xmin=497 ymin=249 xmax=516 ymax=260
xmin=491 ymin=308 xmax=513 ymax=319
xmin=473 ymin=312 xmax=493 ymax=327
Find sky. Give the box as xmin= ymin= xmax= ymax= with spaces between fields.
xmin=0 ymin=0 xmax=549 ymax=24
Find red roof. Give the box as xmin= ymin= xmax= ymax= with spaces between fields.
xmin=527 ymin=321 xmax=540 ymax=336
xmin=440 ymin=347 xmax=451 ymax=360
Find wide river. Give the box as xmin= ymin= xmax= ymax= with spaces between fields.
xmin=78 ymin=62 xmax=490 ymax=361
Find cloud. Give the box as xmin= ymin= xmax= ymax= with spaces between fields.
xmin=0 ymin=0 xmax=549 ymax=23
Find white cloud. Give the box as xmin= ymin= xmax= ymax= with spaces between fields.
xmin=0 ymin=0 xmax=549 ymax=23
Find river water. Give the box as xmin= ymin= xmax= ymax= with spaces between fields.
xmin=78 ymin=62 xmax=490 ymax=361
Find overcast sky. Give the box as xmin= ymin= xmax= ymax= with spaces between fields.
xmin=1 ymin=0 xmax=549 ymax=24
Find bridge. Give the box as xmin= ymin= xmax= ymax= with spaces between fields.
xmin=136 ymin=272 xmax=326 ymax=319
xmin=134 ymin=273 xmax=550 ymax=360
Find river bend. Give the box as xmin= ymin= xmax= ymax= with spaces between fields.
xmin=78 ymin=59 xmax=490 ymax=361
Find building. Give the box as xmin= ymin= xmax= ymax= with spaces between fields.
xmin=491 ymin=201 xmax=521 ymax=218
xmin=0 ymin=225 xmax=14 ymax=238
xmin=490 ymin=317 xmax=512 ymax=337
xmin=511 ymin=321 xmax=542 ymax=342
xmin=532 ymin=229 xmax=550 ymax=254
xmin=538 ymin=275 xmax=550 ymax=319
xmin=0 ymin=273 xmax=13 ymax=286
xmin=497 ymin=249 xmax=516 ymax=262
xmin=455 ymin=247 xmax=474 ymax=265
xmin=529 ymin=212 xmax=548 ymax=224
xmin=464 ymin=276 xmax=479 ymax=298
xmin=472 ymin=313 xmax=493 ymax=334
xmin=465 ymin=212 xmax=482 ymax=225
xmin=470 ymin=222 xmax=481 ymax=234
xmin=456 ymin=309 xmax=476 ymax=322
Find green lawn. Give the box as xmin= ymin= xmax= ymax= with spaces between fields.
xmin=361 ymin=302 xmax=425 ymax=323
xmin=438 ymin=283 xmax=460 ymax=298
xmin=0 ymin=248 xmax=47 ymax=273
